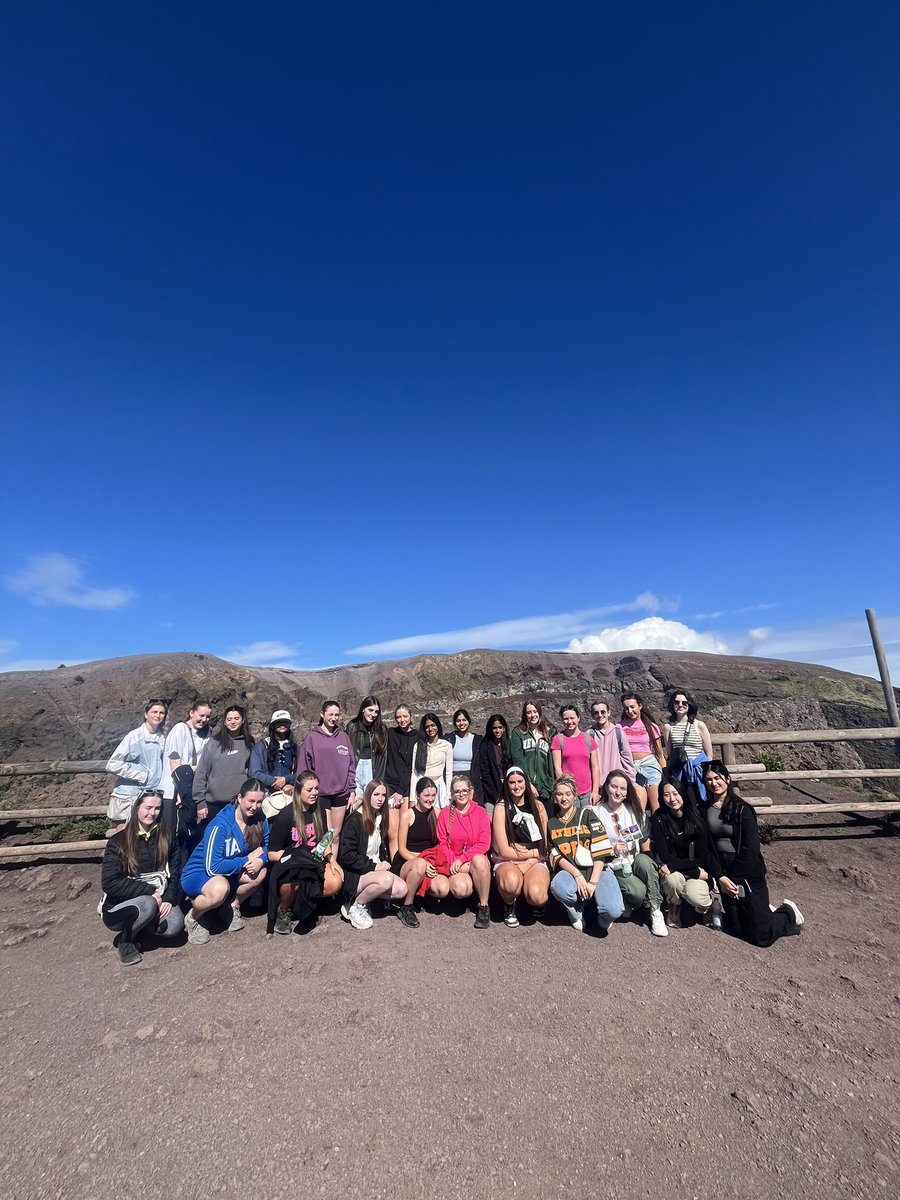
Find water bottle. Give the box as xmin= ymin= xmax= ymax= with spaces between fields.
xmin=312 ymin=829 xmax=334 ymax=860
xmin=620 ymin=856 xmax=632 ymax=877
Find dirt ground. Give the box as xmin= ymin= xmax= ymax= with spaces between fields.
xmin=0 ymin=812 xmax=898 ymax=1200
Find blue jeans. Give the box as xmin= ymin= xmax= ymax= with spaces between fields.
xmin=550 ymin=868 xmax=624 ymax=930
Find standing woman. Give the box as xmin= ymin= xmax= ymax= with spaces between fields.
xmin=105 ymin=699 xmax=168 ymax=833
xmin=510 ymin=701 xmax=556 ymax=808
xmin=702 ymin=761 xmax=804 ymax=947
xmin=409 ymin=713 xmax=453 ymax=810
xmin=99 ymin=788 xmax=185 ymax=965
xmin=477 ymin=713 xmax=512 ymax=816
xmin=650 ymin=777 xmax=715 ymax=927
xmin=337 ymin=779 xmax=408 ymax=930
xmin=619 ymin=693 xmax=666 ymax=814
xmin=491 ymin=765 xmax=550 ymax=927
xmin=384 ymin=704 xmax=417 ymax=858
xmin=193 ymin=705 xmax=254 ymax=825
xmin=250 ymin=710 xmax=299 ymax=818
xmin=595 ymin=769 xmax=668 ymax=937
xmin=266 ymin=771 xmax=344 ymax=936
xmin=180 ymin=778 xmax=270 ymax=945
xmin=300 ymin=700 xmax=356 ymax=851
xmin=446 ymin=709 xmax=483 ymax=799
xmin=551 ymin=705 xmax=600 ymax=805
xmin=346 ymin=696 xmax=388 ymax=801
xmin=663 ymin=690 xmax=714 ymax=806
xmin=393 ymin=778 xmax=451 ymax=928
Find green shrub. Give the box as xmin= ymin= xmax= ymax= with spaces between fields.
xmin=757 ymin=819 xmax=780 ymax=845
xmin=48 ymin=818 xmax=109 ymax=843
xmin=755 ymin=750 xmax=785 ymax=773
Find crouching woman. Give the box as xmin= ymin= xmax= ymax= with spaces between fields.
xmin=650 ymin=777 xmax=715 ymax=927
xmin=266 ymin=771 xmax=344 ymax=936
xmin=435 ymin=774 xmax=492 ymax=929
xmin=547 ymin=774 xmax=623 ymax=933
xmin=99 ymin=788 xmax=186 ymax=965
xmin=180 ymin=778 xmax=270 ymax=945
xmin=337 ymin=780 xmax=408 ymax=930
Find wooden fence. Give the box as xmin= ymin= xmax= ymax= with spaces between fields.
xmin=1 ymin=726 xmax=899 ymax=862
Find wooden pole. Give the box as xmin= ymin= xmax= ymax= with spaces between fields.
xmin=866 ymin=608 xmax=900 ymax=763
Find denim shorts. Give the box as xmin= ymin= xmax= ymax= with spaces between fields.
xmin=635 ymin=755 xmax=662 ymax=787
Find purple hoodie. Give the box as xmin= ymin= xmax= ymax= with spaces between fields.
xmin=300 ymin=726 xmax=356 ymax=797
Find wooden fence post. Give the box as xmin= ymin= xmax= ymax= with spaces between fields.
xmin=865 ymin=608 xmax=900 ymax=764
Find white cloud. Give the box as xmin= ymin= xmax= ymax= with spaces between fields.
xmin=3 ymin=553 xmax=133 ymax=610
xmin=742 ymin=616 xmax=900 ymax=680
xmin=226 ymin=640 xmax=301 ymax=669
xmin=567 ymin=617 xmax=729 ymax=655
xmin=347 ymin=593 xmax=674 ymax=657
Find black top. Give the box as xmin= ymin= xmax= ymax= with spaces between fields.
xmin=649 ymin=808 xmax=714 ymax=880
xmin=100 ymin=826 xmax=185 ymax=906
xmin=269 ymin=804 xmax=324 ymax=855
xmin=478 ymin=739 xmax=512 ymax=806
xmin=406 ymin=806 xmax=437 ymax=854
xmin=385 ymin=726 xmax=417 ymax=794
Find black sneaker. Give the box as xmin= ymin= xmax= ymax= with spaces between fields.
xmin=503 ymin=903 xmax=520 ymax=928
xmin=274 ymin=907 xmax=293 ymax=936
xmin=117 ymin=940 xmax=142 ymax=966
xmin=474 ymin=905 xmax=491 ymax=930
xmin=397 ymin=905 xmax=420 ymax=929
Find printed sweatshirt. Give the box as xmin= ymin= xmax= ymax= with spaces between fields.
xmin=299 ymin=726 xmax=356 ymax=797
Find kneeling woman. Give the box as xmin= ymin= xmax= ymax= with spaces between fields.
xmin=337 ymin=779 xmax=408 ymax=930
xmin=547 ymin=774 xmax=623 ymax=932
xmin=492 ymin=766 xmax=550 ymax=927
xmin=266 ymin=771 xmax=345 ymax=936
xmin=703 ymin=761 xmax=804 ymax=946
xmin=596 ymin=770 xmax=668 ymax=937
xmin=393 ymin=778 xmax=451 ymax=928
xmin=650 ymin=777 xmax=715 ymax=927
xmin=180 ymin=778 xmax=270 ymax=945
xmin=100 ymin=788 xmax=185 ymax=965
xmin=435 ymin=774 xmax=492 ymax=929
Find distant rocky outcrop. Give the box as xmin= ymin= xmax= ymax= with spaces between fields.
xmin=0 ymin=648 xmax=897 ymax=809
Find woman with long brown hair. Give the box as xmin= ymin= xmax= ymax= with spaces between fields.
xmin=99 ymin=788 xmax=186 ymax=965
xmin=266 ymin=771 xmax=345 ymax=936
xmin=337 ymin=779 xmax=408 ymax=930
xmin=619 ymin=693 xmax=666 ymax=813
xmin=491 ymin=765 xmax=550 ymax=927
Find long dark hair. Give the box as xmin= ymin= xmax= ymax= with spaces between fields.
xmin=291 ymin=770 xmax=324 ymax=843
xmin=414 ymin=713 xmax=443 ymax=775
xmin=235 ymin=778 xmax=267 ymax=851
xmin=266 ymin=719 xmax=298 ymax=774
xmin=358 ymin=778 xmax=388 ymax=838
xmin=484 ymin=713 xmax=510 ymax=759
xmin=621 ymin=693 xmax=660 ymax=746
xmin=413 ymin=775 xmax=439 ymax=838
xmin=656 ymin=776 xmax=704 ymax=839
xmin=666 ymin=689 xmax=699 ymax=721
xmin=600 ymin=769 xmax=643 ymax=816
xmin=118 ymin=793 xmax=171 ymax=875
xmin=703 ymin=759 xmax=746 ymax=825
xmin=518 ymin=700 xmax=552 ymax=742
xmin=214 ymin=705 xmax=254 ymax=752
xmin=351 ymin=696 xmax=386 ymax=756
xmin=499 ymin=769 xmax=547 ymax=855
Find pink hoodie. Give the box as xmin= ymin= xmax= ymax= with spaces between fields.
xmin=436 ymin=802 xmax=491 ymax=864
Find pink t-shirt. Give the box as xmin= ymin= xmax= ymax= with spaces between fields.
xmin=551 ymin=732 xmax=593 ymax=795
xmin=620 ymin=718 xmax=661 ymax=759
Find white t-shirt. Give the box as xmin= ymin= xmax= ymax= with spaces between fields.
xmin=452 ymin=733 xmax=475 ymax=773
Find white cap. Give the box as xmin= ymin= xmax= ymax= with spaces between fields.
xmin=270 ymin=709 xmax=292 ymax=724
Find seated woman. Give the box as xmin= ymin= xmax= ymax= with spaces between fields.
xmin=546 ymin=773 xmax=623 ymax=933
xmin=650 ymin=777 xmax=715 ymax=927
xmin=99 ymin=788 xmax=185 ymax=965
xmin=595 ymin=770 xmax=668 ymax=937
xmin=393 ymin=778 xmax=451 ymax=928
xmin=663 ymin=689 xmax=714 ymax=806
xmin=266 ymin=771 xmax=345 ymax=936
xmin=180 ymin=778 xmax=270 ymax=945
xmin=435 ymin=774 xmax=492 ymax=929
xmin=337 ymin=779 xmax=408 ymax=930
xmin=491 ymin=765 xmax=550 ymax=927
xmin=703 ymin=760 xmax=804 ymax=946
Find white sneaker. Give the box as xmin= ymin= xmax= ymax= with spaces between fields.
xmin=782 ymin=899 xmax=805 ymax=928
xmin=650 ymin=909 xmax=669 ymax=937
xmin=567 ymin=911 xmax=584 ymax=932
xmin=348 ymin=903 xmax=373 ymax=930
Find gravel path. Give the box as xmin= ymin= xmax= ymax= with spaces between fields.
xmin=1 ymin=821 xmax=898 ymax=1200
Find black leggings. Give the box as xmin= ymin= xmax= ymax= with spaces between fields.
xmin=102 ymin=895 xmax=185 ymax=941
xmin=722 ymin=884 xmax=798 ymax=947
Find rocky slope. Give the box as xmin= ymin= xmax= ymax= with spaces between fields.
xmin=0 ymin=647 xmax=897 ymax=810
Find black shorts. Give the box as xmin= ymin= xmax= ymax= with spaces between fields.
xmin=320 ymin=792 xmax=351 ymax=810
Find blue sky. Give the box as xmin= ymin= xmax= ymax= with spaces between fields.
xmin=1 ymin=2 xmax=898 ymax=681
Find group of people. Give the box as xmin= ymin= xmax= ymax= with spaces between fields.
xmin=99 ymin=691 xmax=806 ymax=964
